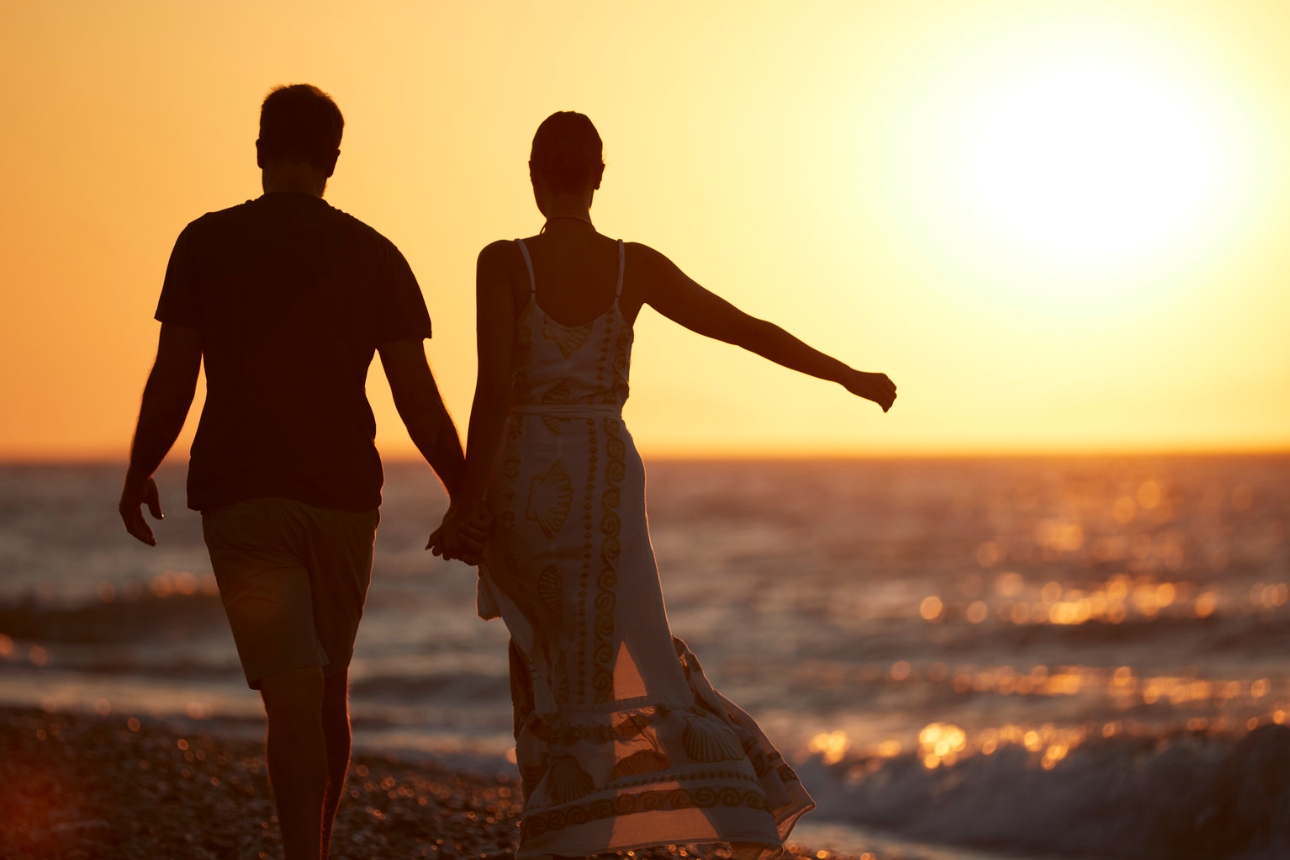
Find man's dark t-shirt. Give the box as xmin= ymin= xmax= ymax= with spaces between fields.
xmin=155 ymin=193 xmax=431 ymax=513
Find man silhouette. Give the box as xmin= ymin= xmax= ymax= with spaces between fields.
xmin=118 ymin=84 xmax=474 ymax=859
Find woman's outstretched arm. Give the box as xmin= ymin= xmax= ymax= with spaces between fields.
xmin=430 ymin=241 xmax=517 ymax=560
xmin=636 ymin=244 xmax=897 ymax=411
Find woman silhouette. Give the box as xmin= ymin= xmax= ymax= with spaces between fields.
xmin=435 ymin=112 xmax=895 ymax=860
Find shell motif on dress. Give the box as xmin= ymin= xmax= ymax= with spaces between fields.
xmin=537 ymin=564 xmax=563 ymax=624
xmin=545 ymin=755 xmax=596 ymax=805
xmin=526 ymin=460 xmax=573 ymax=539
xmin=540 ymin=379 xmax=571 ymax=434
xmin=613 ymin=713 xmax=651 ymax=740
xmin=612 ymin=749 xmax=673 ymax=780
xmin=683 ymin=715 xmax=746 ymax=763
xmin=542 ymin=316 xmax=593 ymax=358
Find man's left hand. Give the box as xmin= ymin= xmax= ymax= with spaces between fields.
xmin=119 ymin=475 xmax=164 ymax=546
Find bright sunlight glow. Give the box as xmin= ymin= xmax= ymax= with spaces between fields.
xmin=957 ymin=60 xmax=1220 ymax=265
xmin=881 ymin=10 xmax=1265 ymax=318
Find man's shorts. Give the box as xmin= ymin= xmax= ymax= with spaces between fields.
xmin=202 ymin=497 xmax=380 ymax=690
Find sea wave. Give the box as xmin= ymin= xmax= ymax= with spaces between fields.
xmin=0 ymin=591 xmax=225 ymax=644
xmin=941 ymin=612 xmax=1290 ymax=655
xmin=350 ymin=672 xmax=510 ymax=704
xmin=801 ymin=724 xmax=1290 ymax=860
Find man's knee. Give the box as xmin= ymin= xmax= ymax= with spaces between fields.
xmin=321 ymin=671 xmax=349 ymax=718
xmin=322 ymin=670 xmax=348 ymax=699
xmin=260 ymin=666 xmax=326 ymax=720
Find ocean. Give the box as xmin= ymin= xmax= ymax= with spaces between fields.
xmin=1 ymin=456 xmax=1288 ymax=859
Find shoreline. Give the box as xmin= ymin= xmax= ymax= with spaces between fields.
xmin=0 ymin=706 xmax=863 ymax=860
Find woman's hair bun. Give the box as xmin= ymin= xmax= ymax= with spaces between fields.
xmin=530 ymin=111 xmax=605 ymax=192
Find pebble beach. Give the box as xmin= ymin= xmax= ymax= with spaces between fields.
xmin=0 ymin=706 xmax=856 ymax=860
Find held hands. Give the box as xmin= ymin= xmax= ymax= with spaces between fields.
xmin=428 ymin=505 xmax=494 ymax=566
xmin=845 ymin=369 xmax=898 ymax=412
xmin=119 ymin=475 xmax=163 ymax=546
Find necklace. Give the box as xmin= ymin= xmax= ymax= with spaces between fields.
xmin=541 ymin=215 xmax=594 ymax=233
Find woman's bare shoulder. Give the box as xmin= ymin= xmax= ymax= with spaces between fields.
xmin=624 ymin=241 xmax=679 ymax=274
xmin=624 ymin=241 xmax=690 ymax=287
xmin=478 ymin=238 xmax=523 ymax=266
xmin=623 ymin=240 xmax=663 ymax=259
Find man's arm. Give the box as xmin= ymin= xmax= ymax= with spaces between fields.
xmin=378 ymin=339 xmax=466 ymax=501
xmin=427 ymin=241 xmax=516 ymax=563
xmin=119 ymin=322 xmax=203 ymax=545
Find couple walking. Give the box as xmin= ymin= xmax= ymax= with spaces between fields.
xmin=119 ymin=84 xmax=896 ymax=860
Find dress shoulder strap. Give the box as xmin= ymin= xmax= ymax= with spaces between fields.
xmin=515 ymin=239 xmax=536 ymax=298
xmin=614 ymin=239 xmax=625 ymax=300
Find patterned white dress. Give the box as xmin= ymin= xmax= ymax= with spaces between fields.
xmin=477 ymin=238 xmax=813 ymax=859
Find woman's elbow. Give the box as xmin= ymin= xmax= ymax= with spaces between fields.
xmin=729 ymin=317 xmax=776 ymax=349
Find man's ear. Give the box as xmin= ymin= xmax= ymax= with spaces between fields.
xmin=323 ymin=149 xmax=340 ymax=179
xmin=255 ymin=139 xmax=265 ymax=170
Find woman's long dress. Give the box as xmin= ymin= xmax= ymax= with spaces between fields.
xmin=478 ymin=238 xmax=813 ymax=860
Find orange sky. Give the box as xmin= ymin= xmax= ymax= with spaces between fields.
xmin=1 ymin=0 xmax=1288 ymax=459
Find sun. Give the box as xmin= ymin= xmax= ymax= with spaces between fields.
xmin=955 ymin=59 xmax=1221 ymax=266
xmin=879 ymin=11 xmax=1263 ymax=315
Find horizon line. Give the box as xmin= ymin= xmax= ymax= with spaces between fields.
xmin=4 ymin=446 xmax=1289 ymax=466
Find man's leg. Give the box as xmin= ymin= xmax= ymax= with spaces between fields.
xmin=260 ymin=666 xmax=328 ymax=860
xmin=265 ymin=501 xmax=375 ymax=858
xmin=305 ymin=505 xmax=378 ymax=857
xmin=204 ymin=500 xmax=333 ymax=859
xmin=320 ymin=671 xmax=352 ymax=859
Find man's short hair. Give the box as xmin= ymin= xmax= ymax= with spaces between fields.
xmin=258 ymin=84 xmax=344 ymax=166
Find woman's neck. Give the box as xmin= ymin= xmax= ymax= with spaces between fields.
xmin=540 ymin=188 xmax=594 ymax=225
xmin=543 ymin=214 xmax=595 ymax=232
xmin=543 ymin=207 xmax=592 ymax=225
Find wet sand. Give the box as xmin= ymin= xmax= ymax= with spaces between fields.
xmin=0 ymin=706 xmax=860 ymax=860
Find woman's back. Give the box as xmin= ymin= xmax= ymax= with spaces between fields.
xmin=512 ymin=226 xmax=628 ymax=326
xmin=509 ymin=228 xmax=634 ymax=410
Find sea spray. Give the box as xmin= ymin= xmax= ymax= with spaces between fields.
xmin=799 ymin=724 xmax=1290 ymax=859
